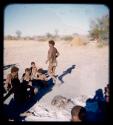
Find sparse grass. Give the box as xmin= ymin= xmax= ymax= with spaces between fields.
xmin=97 ymin=42 xmax=104 ymax=48
xmin=61 ymin=36 xmax=73 ymax=41
xmin=97 ymin=41 xmax=108 ymax=48
xmin=83 ymin=42 xmax=88 ymax=46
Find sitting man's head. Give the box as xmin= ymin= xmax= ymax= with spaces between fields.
xmin=71 ymin=105 xmax=86 ymax=122
xmin=11 ymin=66 xmax=19 ymax=77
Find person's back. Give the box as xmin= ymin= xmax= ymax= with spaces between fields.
xmin=46 ymin=40 xmax=60 ymax=77
xmin=48 ymin=46 xmax=58 ymax=63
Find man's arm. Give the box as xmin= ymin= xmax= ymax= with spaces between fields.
xmin=5 ymin=74 xmax=12 ymax=89
xmin=56 ymin=49 xmax=60 ymax=57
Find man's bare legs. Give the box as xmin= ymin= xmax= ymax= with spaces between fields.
xmin=48 ymin=65 xmax=57 ymax=83
xmin=48 ymin=65 xmax=56 ymax=76
xmin=52 ymin=66 xmax=56 ymax=76
xmin=48 ymin=65 xmax=53 ymax=75
xmin=48 ymin=63 xmax=61 ymax=85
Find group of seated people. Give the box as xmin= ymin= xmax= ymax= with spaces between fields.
xmin=3 ymin=62 xmax=49 ymax=103
xmin=3 ymin=62 xmax=109 ymax=121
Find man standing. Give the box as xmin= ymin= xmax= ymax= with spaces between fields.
xmin=46 ymin=40 xmax=60 ymax=82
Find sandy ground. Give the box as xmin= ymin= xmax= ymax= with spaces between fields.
xmin=4 ymin=40 xmax=109 ymax=121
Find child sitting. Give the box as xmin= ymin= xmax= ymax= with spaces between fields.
xmin=32 ymin=68 xmax=48 ymax=88
xmin=37 ymin=68 xmax=48 ymax=81
xmin=30 ymin=62 xmax=40 ymax=74
xmin=31 ymin=66 xmax=38 ymax=80
xmin=21 ymin=68 xmax=35 ymax=101
xmin=30 ymin=62 xmax=36 ymax=73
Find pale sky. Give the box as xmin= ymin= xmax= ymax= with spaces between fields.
xmin=4 ymin=4 xmax=109 ymax=36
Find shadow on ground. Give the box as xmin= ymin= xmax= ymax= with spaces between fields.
xmin=85 ymin=89 xmax=109 ymax=122
xmin=58 ymin=64 xmax=76 ymax=83
xmin=3 ymin=78 xmax=54 ymax=121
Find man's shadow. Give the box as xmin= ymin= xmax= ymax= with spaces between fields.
xmin=58 ymin=65 xmax=76 ymax=83
xmin=85 ymin=89 xmax=106 ymax=122
xmin=3 ymin=78 xmax=55 ymax=121
xmin=33 ymin=78 xmax=54 ymax=101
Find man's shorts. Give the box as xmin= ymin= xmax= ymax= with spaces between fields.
xmin=48 ymin=60 xmax=57 ymax=68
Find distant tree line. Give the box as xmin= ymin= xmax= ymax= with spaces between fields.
xmin=5 ymin=14 xmax=109 ymax=42
xmin=4 ymin=29 xmax=73 ymax=41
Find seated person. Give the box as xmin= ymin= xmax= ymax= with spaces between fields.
xmin=71 ymin=105 xmax=86 ymax=122
xmin=37 ymin=68 xmax=48 ymax=86
xmin=21 ymin=68 xmax=32 ymax=85
xmin=4 ymin=66 xmax=20 ymax=92
xmin=37 ymin=68 xmax=48 ymax=81
xmin=30 ymin=62 xmax=36 ymax=73
xmin=4 ymin=66 xmax=22 ymax=102
xmin=31 ymin=68 xmax=48 ymax=88
xmin=104 ymin=84 xmax=109 ymax=103
xmin=31 ymin=66 xmax=38 ymax=80
xmin=21 ymin=68 xmax=35 ymax=100
xmin=104 ymin=84 xmax=109 ymax=120
xmin=30 ymin=62 xmax=40 ymax=74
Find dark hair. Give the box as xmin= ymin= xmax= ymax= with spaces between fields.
xmin=49 ymin=40 xmax=55 ymax=46
xmin=31 ymin=62 xmax=35 ymax=65
xmin=37 ymin=68 xmax=43 ymax=74
xmin=107 ymin=84 xmax=110 ymax=88
xmin=71 ymin=105 xmax=86 ymax=121
xmin=25 ymin=68 xmax=30 ymax=72
xmin=11 ymin=66 xmax=19 ymax=73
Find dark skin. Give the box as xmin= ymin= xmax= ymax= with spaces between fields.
xmin=71 ymin=115 xmax=81 ymax=122
xmin=5 ymin=71 xmax=18 ymax=89
xmin=46 ymin=43 xmax=60 ymax=76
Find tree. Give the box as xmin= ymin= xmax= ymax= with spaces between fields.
xmin=46 ymin=32 xmax=53 ymax=39
xmin=55 ymin=29 xmax=58 ymax=37
xmin=5 ymin=35 xmax=13 ymax=40
xmin=62 ymin=35 xmax=73 ymax=41
xmin=89 ymin=14 xmax=109 ymax=42
xmin=16 ymin=30 xmax=22 ymax=39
